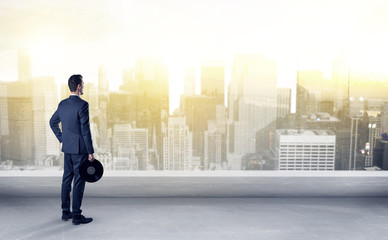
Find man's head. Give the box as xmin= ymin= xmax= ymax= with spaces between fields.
xmin=68 ymin=74 xmax=84 ymax=95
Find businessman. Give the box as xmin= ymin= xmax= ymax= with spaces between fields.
xmin=49 ymin=74 xmax=95 ymax=225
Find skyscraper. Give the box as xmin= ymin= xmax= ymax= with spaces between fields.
xmin=180 ymin=95 xmax=217 ymax=167
xmin=31 ymin=77 xmax=59 ymax=166
xmin=381 ymin=103 xmax=388 ymax=133
xmin=204 ymin=105 xmax=226 ymax=170
xmin=98 ymin=65 xmax=109 ymax=152
xmin=365 ymin=114 xmax=382 ymax=167
xmin=60 ymin=83 xmax=70 ymax=101
xmin=0 ymin=83 xmax=8 ymax=136
xmin=296 ymin=70 xmax=335 ymax=115
xmin=83 ymin=83 xmax=99 ymax=120
xmin=0 ymin=83 xmax=8 ymax=163
xmin=135 ymin=58 xmax=169 ymax=98
xmin=229 ymin=54 xmax=277 ymax=155
xmin=4 ymin=81 xmax=34 ymax=166
xmin=201 ymin=65 xmax=224 ymax=104
xmin=98 ymin=65 xmax=109 ymax=94
xmin=184 ymin=67 xmax=196 ymax=96
xmin=134 ymin=58 xmax=169 ymax=169
xmin=332 ymin=54 xmax=349 ymax=115
xmin=120 ymin=68 xmax=137 ymax=95
xmin=18 ymin=49 xmax=31 ymax=82
xmin=112 ymin=124 xmax=148 ymax=170
xmin=277 ymin=88 xmax=291 ymax=118
xmin=163 ymin=110 xmax=192 ymax=171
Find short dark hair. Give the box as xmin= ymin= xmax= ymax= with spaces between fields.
xmin=68 ymin=74 xmax=83 ymax=92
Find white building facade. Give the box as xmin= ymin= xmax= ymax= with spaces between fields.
xmin=275 ymin=129 xmax=336 ymax=171
xmin=112 ymin=124 xmax=148 ymax=170
xmin=163 ymin=112 xmax=192 ymax=171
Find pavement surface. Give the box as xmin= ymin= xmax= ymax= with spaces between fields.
xmin=1 ymin=175 xmax=388 ymax=240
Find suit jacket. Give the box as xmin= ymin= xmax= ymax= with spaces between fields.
xmin=49 ymin=95 xmax=94 ymax=154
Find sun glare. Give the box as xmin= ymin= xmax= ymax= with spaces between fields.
xmin=29 ymin=36 xmax=66 ymax=76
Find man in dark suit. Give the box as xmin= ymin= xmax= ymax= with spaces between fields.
xmin=50 ymin=74 xmax=95 ymax=225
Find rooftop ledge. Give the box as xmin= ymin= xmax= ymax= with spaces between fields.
xmin=2 ymin=170 xmax=388 ymax=197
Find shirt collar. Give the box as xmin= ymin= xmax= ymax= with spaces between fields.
xmin=69 ymin=94 xmax=80 ymax=98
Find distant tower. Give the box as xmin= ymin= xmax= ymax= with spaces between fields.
xmin=120 ymin=68 xmax=137 ymax=95
xmin=32 ymin=77 xmax=59 ymax=165
xmin=5 ymin=81 xmax=34 ymax=166
xmin=18 ymin=49 xmax=31 ymax=82
xmin=332 ymin=53 xmax=349 ymax=115
xmin=0 ymin=83 xmax=8 ymax=137
xmin=98 ymin=65 xmax=109 ymax=94
xmin=163 ymin=110 xmax=192 ymax=171
xmin=0 ymin=83 xmax=8 ymax=163
xmin=201 ymin=65 xmax=225 ymax=104
xmin=229 ymin=54 xmax=277 ymax=155
xmin=277 ymin=88 xmax=291 ymax=118
xmin=98 ymin=65 xmax=109 ymax=152
xmin=184 ymin=67 xmax=196 ymax=96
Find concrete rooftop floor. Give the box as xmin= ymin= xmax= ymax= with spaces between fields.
xmin=1 ymin=172 xmax=388 ymax=240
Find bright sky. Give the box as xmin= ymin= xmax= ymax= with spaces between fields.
xmin=0 ymin=0 xmax=387 ymax=112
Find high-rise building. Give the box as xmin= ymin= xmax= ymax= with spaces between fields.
xmin=184 ymin=67 xmax=196 ymax=96
xmin=163 ymin=110 xmax=192 ymax=171
xmin=373 ymin=136 xmax=388 ymax=169
xmin=18 ymin=49 xmax=31 ymax=82
xmin=229 ymin=54 xmax=277 ymax=155
xmin=107 ymin=91 xmax=137 ymax=127
xmin=4 ymin=81 xmax=34 ymax=166
xmin=123 ymin=68 xmax=134 ymax=84
xmin=204 ymin=123 xmax=226 ymax=170
xmin=98 ymin=66 xmax=109 ymax=152
xmin=381 ymin=103 xmax=388 ymax=133
xmin=204 ymin=105 xmax=226 ymax=170
xmin=135 ymin=58 xmax=169 ymax=98
xmin=296 ymin=70 xmax=335 ymax=116
xmin=0 ymin=83 xmax=8 ymax=136
xmin=32 ymin=77 xmax=60 ymax=166
xmin=83 ymin=83 xmax=99 ymax=119
xmin=332 ymin=54 xmax=349 ymax=114
xmin=277 ymin=88 xmax=291 ymax=118
xmin=364 ymin=114 xmax=382 ymax=167
xmin=2 ymin=50 xmax=33 ymax=166
xmin=201 ymin=65 xmax=224 ymax=104
xmin=0 ymin=83 xmax=8 ymax=163
xmin=275 ymin=129 xmax=336 ymax=171
xmin=112 ymin=124 xmax=148 ymax=170
xmin=180 ymin=95 xmax=217 ymax=167
xmin=98 ymin=65 xmax=109 ymax=94
xmin=133 ymin=58 xmax=169 ymax=169
xmin=120 ymin=68 xmax=137 ymax=95
xmin=60 ymin=83 xmax=70 ymax=101
xmin=112 ymin=124 xmax=135 ymax=170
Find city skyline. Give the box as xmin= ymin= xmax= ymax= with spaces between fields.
xmin=1 ymin=51 xmax=388 ymax=171
xmin=1 ymin=0 xmax=388 ymax=113
xmin=1 ymin=0 xmax=388 ymax=171
xmin=1 ymin=49 xmax=387 ymax=114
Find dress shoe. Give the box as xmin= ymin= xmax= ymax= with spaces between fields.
xmin=61 ymin=211 xmax=73 ymax=221
xmin=72 ymin=215 xmax=93 ymax=225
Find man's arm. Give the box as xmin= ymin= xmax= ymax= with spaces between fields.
xmin=49 ymin=109 xmax=62 ymax=143
xmin=79 ymin=102 xmax=95 ymax=156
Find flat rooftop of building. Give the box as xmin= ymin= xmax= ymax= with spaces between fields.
xmin=277 ymin=129 xmax=335 ymax=136
xmin=1 ymin=171 xmax=388 ymax=239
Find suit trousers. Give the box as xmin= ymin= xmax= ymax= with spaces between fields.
xmin=61 ymin=153 xmax=87 ymax=216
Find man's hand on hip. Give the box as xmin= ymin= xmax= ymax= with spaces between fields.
xmin=89 ymin=154 xmax=95 ymax=162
